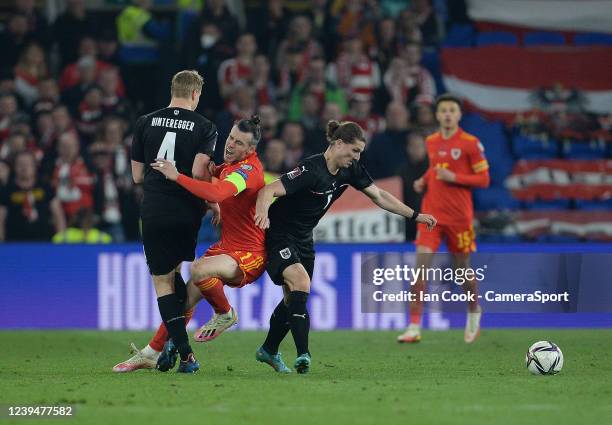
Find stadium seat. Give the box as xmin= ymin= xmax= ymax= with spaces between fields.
xmin=524 ymin=31 xmax=566 ymax=46
xmin=474 ymin=187 xmax=520 ymax=211
xmin=475 ymin=31 xmax=518 ymax=46
xmin=574 ymin=32 xmax=612 ymax=46
xmin=562 ymin=140 xmax=607 ymax=159
xmin=512 ymin=134 xmax=559 ymax=159
xmin=575 ymin=199 xmax=612 ymax=210
xmin=524 ymin=200 xmax=571 ymax=210
xmin=443 ymin=24 xmax=475 ymax=47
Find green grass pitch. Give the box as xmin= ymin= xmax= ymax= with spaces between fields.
xmin=1 ymin=330 xmax=611 ymax=425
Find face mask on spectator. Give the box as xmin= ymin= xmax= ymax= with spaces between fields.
xmin=201 ymin=34 xmax=217 ymax=49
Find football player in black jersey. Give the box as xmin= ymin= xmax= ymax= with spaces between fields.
xmin=253 ymin=120 xmax=437 ymax=373
xmin=130 ymin=70 xmax=218 ymax=373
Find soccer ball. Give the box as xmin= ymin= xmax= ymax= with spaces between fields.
xmin=525 ymin=341 xmax=564 ymax=375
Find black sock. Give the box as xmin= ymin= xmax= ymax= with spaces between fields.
xmin=157 ymin=294 xmax=192 ymax=361
xmin=262 ymin=300 xmax=291 ymax=355
xmin=174 ymin=272 xmax=187 ymax=306
xmin=288 ymin=291 xmax=310 ymax=356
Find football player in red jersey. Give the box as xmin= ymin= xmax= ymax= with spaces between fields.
xmin=113 ymin=116 xmax=270 ymax=372
xmin=397 ymin=94 xmax=490 ymax=344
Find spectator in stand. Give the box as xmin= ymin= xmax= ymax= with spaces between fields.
xmin=32 ymin=78 xmax=60 ymax=117
xmin=327 ymin=37 xmax=381 ymax=100
xmin=374 ymin=17 xmax=400 ymax=74
xmin=415 ymin=103 xmax=437 ymax=136
xmin=88 ymin=141 xmax=124 ymax=241
xmin=248 ymin=0 xmax=291 ymax=58
xmin=304 ymin=101 xmax=344 ymax=155
xmin=116 ymin=0 xmax=171 ymax=112
xmin=258 ymin=104 xmax=281 ymax=149
xmin=0 ymin=150 xmax=66 ymax=241
xmin=35 ymin=111 xmax=55 ymax=154
xmin=406 ymin=0 xmax=440 ymax=46
xmin=0 ymin=132 xmax=28 ymax=163
xmin=99 ymin=68 xmax=131 ymax=121
xmin=0 ymin=13 xmax=33 ymax=74
xmin=58 ymin=37 xmax=124 ymax=95
xmin=343 ymin=93 xmax=385 ymax=142
xmin=276 ymin=15 xmax=323 ymax=85
xmin=52 ymin=131 xmax=94 ymax=222
xmin=181 ymin=22 xmax=231 ymax=117
xmin=365 ymin=101 xmax=411 ymax=179
xmin=99 ymin=117 xmax=131 ymax=189
xmin=51 ymin=105 xmax=77 ymax=138
xmin=252 ymin=54 xmax=276 ymax=106
xmin=60 ymin=55 xmax=98 ymax=114
xmin=288 ymin=57 xmax=347 ymax=122
xmin=13 ymin=42 xmax=48 ymax=107
xmin=398 ymin=131 xmax=428 ymax=241
xmin=396 ymin=8 xmax=424 ymax=46
xmin=334 ymin=0 xmax=380 ymax=54
xmin=217 ymin=33 xmax=257 ymax=101
xmin=376 ymin=44 xmax=435 ymax=113
xmin=262 ymin=138 xmax=289 ymax=176
xmin=97 ymin=29 xmax=120 ymax=67
xmin=13 ymin=0 xmax=51 ymax=48
xmin=53 ymin=0 xmax=97 ymax=67
xmin=281 ymin=121 xmax=307 ymax=169
xmin=299 ymin=93 xmax=322 ymax=133
xmin=0 ymin=93 xmax=20 ymax=142
xmin=194 ymin=0 xmax=240 ymax=45
xmin=75 ymin=85 xmax=105 ymax=144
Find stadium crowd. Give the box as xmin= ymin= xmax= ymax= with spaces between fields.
xmin=0 ymin=0 xmax=456 ymax=242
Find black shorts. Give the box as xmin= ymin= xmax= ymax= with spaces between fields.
xmin=141 ymin=216 xmax=199 ymax=275
xmin=265 ymin=235 xmax=315 ymax=286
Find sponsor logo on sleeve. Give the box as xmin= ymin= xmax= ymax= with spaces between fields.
xmin=287 ymin=165 xmax=306 ymax=180
xmin=240 ymin=164 xmax=253 ymax=171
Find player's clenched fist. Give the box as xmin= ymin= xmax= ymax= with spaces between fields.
xmin=416 ymin=213 xmax=436 ymax=231
xmin=151 ymin=159 xmax=179 ymax=181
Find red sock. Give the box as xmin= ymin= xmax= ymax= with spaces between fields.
xmin=196 ymin=277 xmax=230 ymax=314
xmin=409 ymin=281 xmax=425 ymax=325
xmin=149 ymin=307 xmax=196 ymax=352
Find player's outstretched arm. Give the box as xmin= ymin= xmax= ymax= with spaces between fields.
xmin=254 ymin=179 xmax=286 ymax=230
xmin=362 ymin=184 xmax=437 ymax=230
xmin=151 ymin=159 xmax=237 ymax=203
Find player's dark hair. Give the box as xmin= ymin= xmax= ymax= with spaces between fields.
xmin=434 ymin=93 xmax=463 ymax=112
xmin=326 ymin=120 xmax=365 ymax=145
xmin=236 ymin=114 xmax=261 ymax=145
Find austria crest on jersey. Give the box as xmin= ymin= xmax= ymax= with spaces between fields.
xmin=451 ymin=148 xmax=462 ymax=160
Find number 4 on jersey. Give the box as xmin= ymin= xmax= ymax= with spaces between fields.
xmin=157 ymin=131 xmax=176 ymax=164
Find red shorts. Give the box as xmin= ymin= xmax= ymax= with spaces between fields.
xmin=204 ymin=244 xmax=266 ymax=287
xmin=415 ymin=223 xmax=476 ymax=253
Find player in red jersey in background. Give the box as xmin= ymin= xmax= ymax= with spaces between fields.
xmin=397 ymin=94 xmax=490 ymax=344
xmin=113 ymin=116 xmax=267 ymax=372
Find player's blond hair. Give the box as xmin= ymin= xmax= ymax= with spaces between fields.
xmin=170 ymin=70 xmax=204 ymax=99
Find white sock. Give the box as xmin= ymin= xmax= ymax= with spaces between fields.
xmin=141 ymin=344 xmax=160 ymax=358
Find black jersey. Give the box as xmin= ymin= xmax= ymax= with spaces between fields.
xmin=131 ymin=107 xmax=217 ymax=222
xmin=268 ymin=154 xmax=373 ymax=241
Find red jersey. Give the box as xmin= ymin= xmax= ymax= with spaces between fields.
xmin=211 ymin=152 xmax=266 ymax=252
xmin=421 ymin=128 xmax=489 ymax=225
